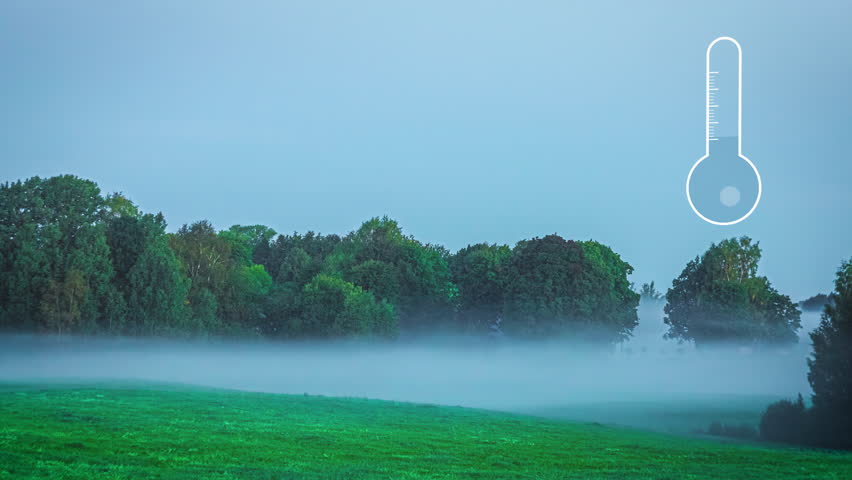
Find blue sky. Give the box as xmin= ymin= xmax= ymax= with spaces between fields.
xmin=1 ymin=1 xmax=850 ymax=300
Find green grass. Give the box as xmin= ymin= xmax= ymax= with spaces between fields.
xmin=523 ymin=394 xmax=779 ymax=435
xmin=0 ymin=383 xmax=849 ymax=479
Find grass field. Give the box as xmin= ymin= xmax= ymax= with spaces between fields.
xmin=0 ymin=383 xmax=850 ymax=479
xmin=521 ymin=393 xmax=778 ymax=435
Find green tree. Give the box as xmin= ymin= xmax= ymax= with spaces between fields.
xmin=189 ymin=288 xmax=219 ymax=333
xmin=261 ymin=231 xmax=339 ymax=282
xmin=170 ymin=221 xmax=233 ymax=296
xmin=106 ymin=212 xmax=167 ymax=296
xmin=639 ymin=281 xmax=664 ymax=302
xmin=103 ymin=192 xmax=140 ymax=219
xmin=759 ymin=394 xmax=810 ymax=445
xmin=0 ymin=176 xmax=123 ymax=333
xmin=501 ymin=235 xmax=639 ymax=342
xmin=39 ymin=269 xmax=87 ymax=336
xmin=577 ymin=240 xmax=640 ymax=340
xmin=225 ymin=263 xmax=273 ymax=334
xmin=66 ymin=223 xmax=126 ymax=333
xmin=255 ymin=231 xmax=341 ymax=337
xmin=800 ymin=293 xmax=832 ymax=312
xmin=503 ymin=235 xmax=586 ymax=337
xmin=0 ymin=223 xmax=53 ymax=330
xmin=450 ymin=243 xmax=512 ymax=331
xmin=328 ymin=217 xmax=456 ymax=331
xmin=127 ymin=238 xmax=191 ymax=335
xmin=170 ymin=220 xmax=273 ymax=334
xmin=664 ymin=237 xmax=801 ymax=345
xmin=807 ymin=259 xmax=852 ymax=449
xmin=226 ymin=224 xmax=277 ymax=265
xmin=295 ymin=274 xmax=396 ymax=338
xmin=349 ymin=260 xmax=401 ymax=304
xmin=169 ymin=220 xmax=235 ymax=330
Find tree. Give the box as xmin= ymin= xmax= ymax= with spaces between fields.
xmin=664 ymin=237 xmax=801 ymax=346
xmin=226 ymin=224 xmax=277 ymax=265
xmin=0 ymin=222 xmax=53 ymax=330
xmin=759 ymin=394 xmax=810 ymax=445
xmin=169 ymin=220 xmax=236 ymax=330
xmin=255 ymin=231 xmax=341 ymax=337
xmin=106 ymin=212 xmax=167 ymax=295
xmin=0 ymin=176 xmax=123 ymax=334
xmin=800 ymin=293 xmax=832 ymax=312
xmin=66 ymin=222 xmax=126 ymax=333
xmin=327 ymin=217 xmax=456 ymax=331
xmin=103 ymin=192 xmax=140 ymax=219
xmin=577 ymin=240 xmax=640 ymax=341
xmin=501 ymin=235 xmax=638 ymax=342
xmin=261 ymin=231 xmax=340 ymax=284
xmin=225 ymin=263 xmax=273 ymax=334
xmin=349 ymin=259 xmax=401 ymax=305
xmin=127 ymin=238 xmax=191 ymax=335
xmin=39 ymin=269 xmax=87 ymax=336
xmin=294 ymin=273 xmax=396 ymax=338
xmin=170 ymin=221 xmax=233 ymax=296
xmin=170 ymin=220 xmax=273 ymax=334
xmin=450 ymin=243 xmax=512 ymax=332
xmin=639 ymin=281 xmax=664 ymax=302
xmin=807 ymin=259 xmax=852 ymax=449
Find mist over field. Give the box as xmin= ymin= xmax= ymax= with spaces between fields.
xmin=0 ymin=304 xmax=821 ymax=426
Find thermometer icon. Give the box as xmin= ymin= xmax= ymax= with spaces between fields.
xmin=686 ymin=36 xmax=761 ymax=225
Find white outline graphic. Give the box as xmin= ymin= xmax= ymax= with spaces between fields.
xmin=686 ymin=36 xmax=762 ymax=226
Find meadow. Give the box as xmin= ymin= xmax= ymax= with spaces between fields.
xmin=1 ymin=382 xmax=850 ymax=480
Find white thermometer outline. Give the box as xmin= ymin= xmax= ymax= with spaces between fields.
xmin=686 ymin=36 xmax=762 ymax=226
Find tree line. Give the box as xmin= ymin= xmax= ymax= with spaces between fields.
xmin=3 ymin=175 xmax=849 ymax=448
xmin=0 ymin=174 xmax=808 ymax=347
xmin=0 ymin=175 xmax=640 ymax=341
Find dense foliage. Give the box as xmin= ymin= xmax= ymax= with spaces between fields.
xmin=450 ymin=243 xmax=512 ymax=333
xmin=499 ymin=236 xmax=639 ymax=341
xmin=0 ymin=176 xmax=123 ymax=334
xmin=759 ymin=394 xmax=810 ymax=445
xmin=807 ymin=259 xmax=852 ymax=449
xmin=759 ymin=260 xmax=852 ymax=449
xmin=0 ymin=175 xmax=641 ymax=342
xmin=664 ymin=237 xmax=801 ymax=346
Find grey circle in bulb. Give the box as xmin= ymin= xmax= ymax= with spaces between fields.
xmin=720 ymin=186 xmax=741 ymax=207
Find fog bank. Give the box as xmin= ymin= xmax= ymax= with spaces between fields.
xmin=0 ymin=306 xmax=819 ymax=413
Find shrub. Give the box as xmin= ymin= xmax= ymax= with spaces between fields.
xmin=759 ymin=394 xmax=810 ymax=445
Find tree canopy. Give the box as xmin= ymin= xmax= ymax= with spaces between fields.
xmin=1 ymin=175 xmax=658 ymax=343
xmin=500 ymin=235 xmax=639 ymax=341
xmin=664 ymin=237 xmax=801 ymax=346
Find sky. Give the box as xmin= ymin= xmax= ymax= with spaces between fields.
xmin=1 ymin=0 xmax=850 ymax=301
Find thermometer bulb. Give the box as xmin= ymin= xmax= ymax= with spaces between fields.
xmin=686 ymin=37 xmax=761 ymax=225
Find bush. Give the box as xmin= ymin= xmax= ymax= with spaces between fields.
xmin=759 ymin=394 xmax=810 ymax=445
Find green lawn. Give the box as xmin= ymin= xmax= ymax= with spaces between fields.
xmin=0 ymin=383 xmax=849 ymax=479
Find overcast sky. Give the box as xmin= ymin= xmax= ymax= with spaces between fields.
xmin=2 ymin=0 xmax=850 ymax=300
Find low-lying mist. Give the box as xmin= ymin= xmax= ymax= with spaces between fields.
xmin=0 ymin=303 xmax=822 ymax=432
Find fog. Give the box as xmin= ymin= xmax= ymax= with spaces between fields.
xmin=0 ymin=304 xmax=822 ymax=431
